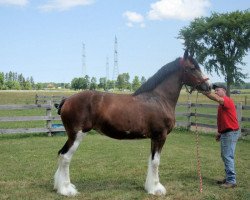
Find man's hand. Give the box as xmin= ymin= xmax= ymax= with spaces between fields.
xmin=201 ymin=91 xmax=211 ymax=96
xmin=215 ymin=133 xmax=221 ymax=142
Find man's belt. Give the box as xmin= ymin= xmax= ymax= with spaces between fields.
xmin=220 ymin=128 xmax=239 ymax=134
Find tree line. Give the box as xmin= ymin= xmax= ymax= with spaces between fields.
xmin=1 ymin=70 xmax=250 ymax=92
xmin=0 ymin=71 xmax=148 ymax=91
xmin=70 ymin=73 xmax=147 ymax=91
xmin=0 ymin=71 xmax=35 ymax=90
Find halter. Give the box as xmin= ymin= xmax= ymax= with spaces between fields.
xmin=180 ymin=58 xmax=209 ymax=94
xmin=184 ymin=77 xmax=209 ymax=94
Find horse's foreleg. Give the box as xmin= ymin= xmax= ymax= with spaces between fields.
xmin=145 ymin=137 xmax=166 ymax=196
xmin=54 ymin=131 xmax=86 ymax=196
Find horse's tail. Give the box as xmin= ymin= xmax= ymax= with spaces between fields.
xmin=54 ymin=98 xmax=66 ymax=115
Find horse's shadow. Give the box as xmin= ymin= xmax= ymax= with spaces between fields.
xmin=173 ymin=171 xmax=219 ymax=187
xmin=75 ymin=178 xmax=143 ymax=193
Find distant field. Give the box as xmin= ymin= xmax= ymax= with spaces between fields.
xmin=179 ymin=89 xmax=250 ymax=105
xmin=0 ymin=90 xmax=76 ymax=104
xmin=0 ymin=88 xmax=250 ymax=104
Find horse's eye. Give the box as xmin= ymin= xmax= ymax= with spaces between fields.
xmin=191 ymin=67 xmax=196 ymax=71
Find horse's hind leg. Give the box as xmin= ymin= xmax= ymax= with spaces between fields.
xmin=145 ymin=136 xmax=167 ymax=196
xmin=54 ymin=130 xmax=86 ymax=196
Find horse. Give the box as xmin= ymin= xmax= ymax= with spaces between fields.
xmin=53 ymin=50 xmax=211 ymax=196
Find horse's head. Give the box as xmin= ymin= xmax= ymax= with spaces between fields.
xmin=180 ymin=50 xmax=211 ymax=93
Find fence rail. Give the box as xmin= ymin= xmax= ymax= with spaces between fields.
xmin=0 ymin=102 xmax=62 ymax=135
xmin=35 ymin=94 xmax=67 ymax=104
xmin=0 ymin=102 xmax=249 ymax=136
xmin=176 ymin=102 xmax=250 ymax=135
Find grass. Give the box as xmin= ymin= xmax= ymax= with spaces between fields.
xmin=0 ymin=90 xmax=249 ymax=199
xmin=0 ymin=131 xmax=249 ymax=200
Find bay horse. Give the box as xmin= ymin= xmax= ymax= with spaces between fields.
xmin=53 ymin=50 xmax=211 ymax=196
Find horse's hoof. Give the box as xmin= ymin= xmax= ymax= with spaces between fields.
xmin=57 ymin=183 xmax=78 ymax=196
xmin=145 ymin=183 xmax=166 ymax=196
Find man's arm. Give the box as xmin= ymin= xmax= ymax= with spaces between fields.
xmin=202 ymin=92 xmax=224 ymax=105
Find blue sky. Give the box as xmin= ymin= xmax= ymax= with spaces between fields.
xmin=0 ymin=0 xmax=249 ymax=83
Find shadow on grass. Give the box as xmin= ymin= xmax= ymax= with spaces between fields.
xmin=172 ymin=171 xmax=220 ymax=187
xmin=75 ymin=178 xmax=143 ymax=193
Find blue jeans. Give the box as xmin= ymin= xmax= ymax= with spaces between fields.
xmin=220 ymin=130 xmax=240 ymax=184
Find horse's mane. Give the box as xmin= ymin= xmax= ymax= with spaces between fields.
xmin=133 ymin=58 xmax=181 ymax=96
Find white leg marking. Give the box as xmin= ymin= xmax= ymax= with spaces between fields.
xmin=145 ymin=152 xmax=166 ymax=196
xmin=54 ymin=131 xmax=86 ymax=196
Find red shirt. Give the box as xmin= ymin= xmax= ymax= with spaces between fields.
xmin=217 ymin=96 xmax=239 ymax=133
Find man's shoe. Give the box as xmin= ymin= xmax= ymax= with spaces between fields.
xmin=216 ymin=179 xmax=226 ymax=184
xmin=220 ymin=182 xmax=237 ymax=188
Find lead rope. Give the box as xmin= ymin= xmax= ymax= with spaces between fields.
xmin=195 ymin=91 xmax=203 ymax=193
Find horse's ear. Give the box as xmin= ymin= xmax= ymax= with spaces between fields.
xmin=184 ymin=50 xmax=188 ymax=60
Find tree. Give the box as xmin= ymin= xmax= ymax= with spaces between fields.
xmin=178 ymin=10 xmax=250 ymax=96
xmin=71 ymin=78 xmax=80 ymax=90
xmin=132 ymin=76 xmax=141 ymax=91
xmin=90 ymin=77 xmax=97 ymax=90
xmin=35 ymin=83 xmax=43 ymax=90
xmin=117 ymin=73 xmax=130 ymax=90
xmin=22 ymin=79 xmax=32 ymax=90
xmin=83 ymin=75 xmax=90 ymax=89
xmin=30 ymin=76 xmax=35 ymax=89
xmin=5 ymin=80 xmax=21 ymax=90
xmin=0 ymin=72 xmax=4 ymax=89
xmin=98 ymin=77 xmax=107 ymax=90
xmin=71 ymin=76 xmax=90 ymax=90
xmin=107 ymin=80 xmax=115 ymax=90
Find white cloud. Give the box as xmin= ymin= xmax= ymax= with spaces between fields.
xmin=0 ymin=0 xmax=28 ymax=6
xmin=39 ymin=0 xmax=94 ymax=12
xmin=148 ymin=0 xmax=211 ymax=21
xmin=123 ymin=11 xmax=145 ymax=28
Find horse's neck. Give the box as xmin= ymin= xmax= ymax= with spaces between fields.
xmin=154 ymin=70 xmax=183 ymax=109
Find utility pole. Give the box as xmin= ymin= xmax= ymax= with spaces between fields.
xmin=113 ymin=36 xmax=119 ymax=81
xmin=106 ymin=56 xmax=109 ymax=81
xmin=82 ymin=43 xmax=86 ymax=77
xmin=105 ymin=56 xmax=109 ymax=90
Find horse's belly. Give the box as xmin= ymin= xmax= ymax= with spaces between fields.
xmin=94 ymin=123 xmax=147 ymax=140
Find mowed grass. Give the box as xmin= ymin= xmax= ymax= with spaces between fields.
xmin=0 ymin=90 xmax=249 ymax=199
xmin=0 ymin=131 xmax=249 ymax=200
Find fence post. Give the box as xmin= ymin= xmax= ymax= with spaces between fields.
xmin=35 ymin=94 xmax=38 ymax=104
xmin=187 ymin=100 xmax=191 ymax=130
xmin=46 ymin=100 xmax=52 ymax=136
xmin=236 ymin=102 xmax=242 ymax=138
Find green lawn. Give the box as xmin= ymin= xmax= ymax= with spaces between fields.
xmin=0 ymin=131 xmax=249 ymax=200
xmin=0 ymin=90 xmax=249 ymax=199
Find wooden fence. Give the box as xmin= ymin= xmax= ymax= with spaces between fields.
xmin=35 ymin=94 xmax=66 ymax=104
xmin=0 ymin=102 xmax=63 ymax=135
xmin=0 ymin=102 xmax=249 ymax=136
xmin=176 ymin=102 xmax=250 ymax=136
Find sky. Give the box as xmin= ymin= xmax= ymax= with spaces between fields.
xmin=0 ymin=0 xmax=249 ymax=83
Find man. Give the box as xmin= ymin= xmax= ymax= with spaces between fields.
xmin=203 ymin=83 xmax=240 ymax=188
